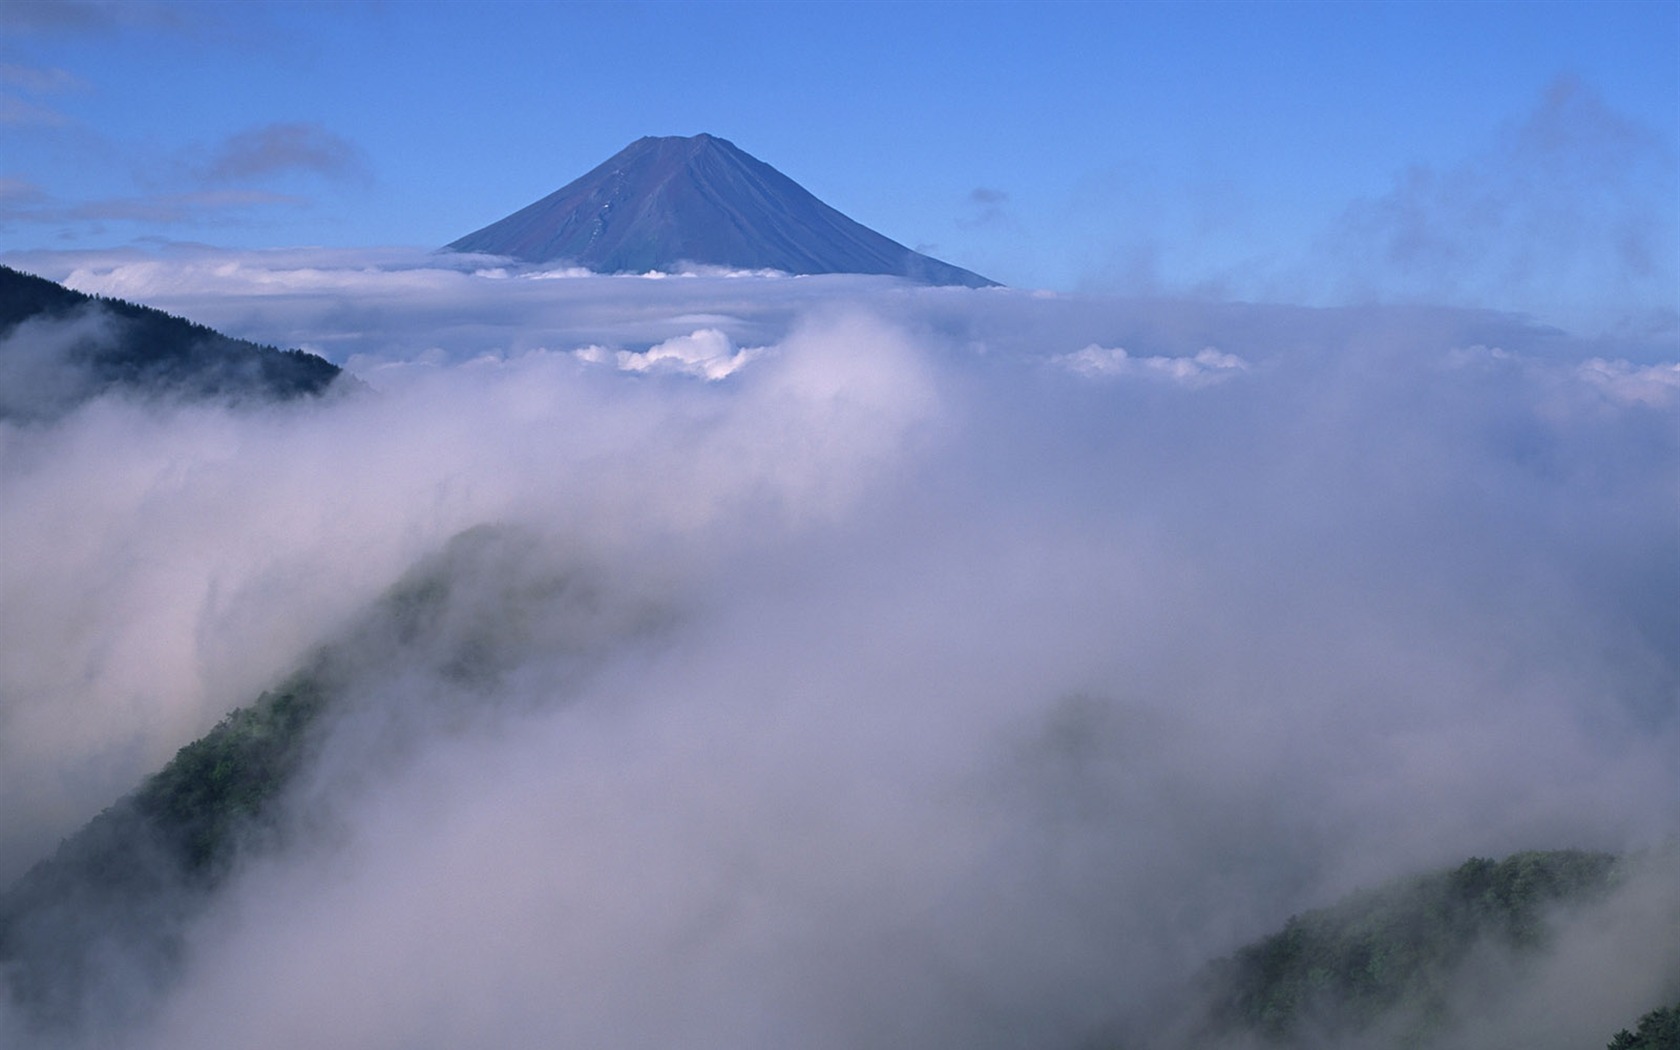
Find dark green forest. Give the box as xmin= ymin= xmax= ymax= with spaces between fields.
xmin=0 ymin=525 xmax=626 ymax=1040
xmin=1175 ymin=848 xmax=1677 ymax=1049
xmin=1608 ymin=1001 xmax=1680 ymax=1050
xmin=0 ymin=672 xmax=331 ymax=1032
xmin=0 ymin=264 xmax=342 ymax=418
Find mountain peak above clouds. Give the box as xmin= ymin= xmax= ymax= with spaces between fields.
xmin=446 ymin=134 xmax=997 ymax=287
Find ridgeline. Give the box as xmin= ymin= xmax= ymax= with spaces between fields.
xmin=0 ymin=264 xmax=342 ymax=420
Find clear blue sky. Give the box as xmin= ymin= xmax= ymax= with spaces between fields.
xmin=1 ymin=0 xmax=1675 ymax=328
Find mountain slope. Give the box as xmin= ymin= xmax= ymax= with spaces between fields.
xmin=0 ymin=264 xmax=342 ymax=420
xmin=1608 ymin=1001 xmax=1680 ymax=1050
xmin=0 ymin=524 xmax=663 ymax=1042
xmin=446 ymin=133 xmax=997 ymax=287
xmin=0 ymin=673 xmax=330 ymax=1033
xmin=1171 ymin=849 xmax=1658 ymax=1048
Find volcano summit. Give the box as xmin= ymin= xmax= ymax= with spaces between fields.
xmin=446 ymin=134 xmax=996 ymax=287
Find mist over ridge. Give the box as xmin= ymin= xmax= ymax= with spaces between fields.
xmin=0 ymin=247 xmax=1674 ymax=1047
xmin=1 ymin=2 xmax=1674 ymax=1041
xmin=0 ymin=263 xmax=342 ymax=421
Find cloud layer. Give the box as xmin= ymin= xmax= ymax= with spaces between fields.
xmin=0 ymin=254 xmax=1674 ymax=1047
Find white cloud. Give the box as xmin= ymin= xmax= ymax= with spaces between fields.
xmin=1577 ymin=357 xmax=1680 ymax=407
xmin=0 ymin=247 xmax=1674 ymax=1048
xmin=575 ymin=328 xmax=763 ymax=380
xmin=1052 ymin=343 xmax=1249 ymax=385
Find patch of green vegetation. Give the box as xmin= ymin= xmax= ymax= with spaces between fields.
xmin=1608 ymin=1001 xmax=1680 ymax=1050
xmin=1200 ymin=849 xmax=1621 ymax=1044
xmin=132 ymin=673 xmax=331 ymax=878
xmin=0 ymin=522 xmax=572 ymax=1035
xmin=0 ymin=672 xmax=332 ymax=1032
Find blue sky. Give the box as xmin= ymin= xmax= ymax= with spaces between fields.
xmin=1 ymin=0 xmax=1675 ymax=331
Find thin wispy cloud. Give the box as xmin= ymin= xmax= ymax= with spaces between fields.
xmin=1322 ymin=75 xmax=1678 ymax=334
xmin=0 ymin=178 xmax=47 ymax=204
xmin=202 ymin=122 xmax=369 ymax=185
xmin=959 ymin=185 xmax=1012 ymax=229
xmin=0 ymin=92 xmax=70 ymax=127
xmin=0 ymin=189 xmax=307 ymax=230
xmin=21 ymin=123 xmax=376 ymax=232
xmin=69 ymin=188 xmax=308 ymax=223
xmin=0 ymin=62 xmax=89 ymax=95
xmin=0 ymin=123 xmax=363 ymax=234
xmin=0 ymin=0 xmax=199 ymax=35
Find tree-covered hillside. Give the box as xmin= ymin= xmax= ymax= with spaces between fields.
xmin=1174 ymin=848 xmax=1668 ymax=1048
xmin=0 ymin=670 xmax=332 ymax=1034
xmin=0 ymin=264 xmax=342 ymax=419
xmin=0 ymin=511 xmax=1667 ymax=1048
xmin=1608 ymin=1001 xmax=1680 ymax=1050
xmin=0 ymin=524 xmax=652 ymax=1041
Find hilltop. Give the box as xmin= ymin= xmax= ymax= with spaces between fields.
xmin=0 ymin=264 xmax=342 ymax=420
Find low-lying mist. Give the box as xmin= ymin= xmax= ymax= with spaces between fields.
xmin=0 ymin=254 xmax=1674 ymax=1047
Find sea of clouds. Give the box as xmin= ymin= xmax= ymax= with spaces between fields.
xmin=0 ymin=249 xmax=1675 ymax=1047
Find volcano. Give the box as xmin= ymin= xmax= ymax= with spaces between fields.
xmin=445 ymin=134 xmax=996 ymax=287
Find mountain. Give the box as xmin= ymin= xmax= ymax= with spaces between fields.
xmin=0 ymin=671 xmax=330 ymax=1033
xmin=1162 ymin=849 xmax=1677 ymax=1049
xmin=0 ymin=524 xmax=658 ymax=1041
xmin=0 ymin=264 xmax=343 ymax=420
xmin=445 ymin=133 xmax=998 ymax=287
xmin=0 ymin=533 xmax=460 ymax=1037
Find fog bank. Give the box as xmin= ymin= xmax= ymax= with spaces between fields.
xmin=0 ymin=255 xmax=1674 ymax=1046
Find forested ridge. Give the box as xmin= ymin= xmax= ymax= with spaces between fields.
xmin=0 ymin=264 xmax=341 ymax=417
xmin=1608 ymin=1001 xmax=1680 ymax=1050
xmin=1173 ymin=848 xmax=1677 ymax=1049
xmin=0 ymin=672 xmax=331 ymax=1032
xmin=0 ymin=525 xmax=629 ymax=1040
